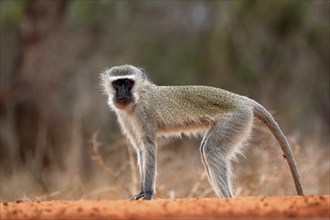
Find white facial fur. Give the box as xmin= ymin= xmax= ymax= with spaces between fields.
xmin=100 ymin=65 xmax=146 ymax=111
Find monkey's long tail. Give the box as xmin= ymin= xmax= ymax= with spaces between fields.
xmin=252 ymin=101 xmax=304 ymax=196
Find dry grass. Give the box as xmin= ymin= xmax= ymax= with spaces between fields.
xmin=1 ymin=123 xmax=329 ymax=202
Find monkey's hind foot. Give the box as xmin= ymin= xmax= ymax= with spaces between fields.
xmin=130 ymin=190 xmax=154 ymax=200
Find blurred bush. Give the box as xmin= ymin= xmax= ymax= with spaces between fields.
xmin=0 ymin=0 xmax=329 ymax=201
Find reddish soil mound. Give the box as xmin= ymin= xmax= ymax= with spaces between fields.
xmin=1 ymin=195 xmax=329 ymax=219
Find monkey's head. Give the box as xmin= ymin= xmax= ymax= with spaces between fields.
xmin=100 ymin=64 xmax=148 ymax=110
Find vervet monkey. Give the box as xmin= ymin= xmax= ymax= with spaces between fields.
xmin=100 ymin=64 xmax=304 ymax=200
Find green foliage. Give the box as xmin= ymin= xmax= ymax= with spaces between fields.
xmin=68 ymin=0 xmax=114 ymax=26
xmin=0 ymin=0 xmax=25 ymax=27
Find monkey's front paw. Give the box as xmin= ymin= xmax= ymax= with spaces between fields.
xmin=142 ymin=190 xmax=154 ymax=200
xmin=130 ymin=191 xmax=145 ymax=200
xmin=129 ymin=190 xmax=154 ymax=200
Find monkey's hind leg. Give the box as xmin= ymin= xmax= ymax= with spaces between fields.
xmin=200 ymin=111 xmax=253 ymax=198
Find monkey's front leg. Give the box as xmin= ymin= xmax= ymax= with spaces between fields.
xmin=142 ymin=141 xmax=157 ymax=200
xmin=130 ymin=149 xmax=145 ymax=200
xmin=130 ymin=139 xmax=157 ymax=200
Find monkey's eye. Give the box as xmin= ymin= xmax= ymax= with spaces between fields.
xmin=112 ymin=80 xmax=120 ymax=88
xmin=112 ymin=79 xmax=134 ymax=89
xmin=125 ymin=79 xmax=134 ymax=88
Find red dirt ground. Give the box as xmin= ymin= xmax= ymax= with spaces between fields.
xmin=1 ymin=195 xmax=329 ymax=219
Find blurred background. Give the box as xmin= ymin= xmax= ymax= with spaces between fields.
xmin=0 ymin=0 xmax=329 ymax=202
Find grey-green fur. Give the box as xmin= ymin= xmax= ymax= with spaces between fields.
xmin=101 ymin=64 xmax=304 ymax=200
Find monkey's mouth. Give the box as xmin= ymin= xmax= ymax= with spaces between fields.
xmin=114 ymin=97 xmax=132 ymax=109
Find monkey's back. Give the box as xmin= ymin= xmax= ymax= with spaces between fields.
xmin=142 ymin=85 xmax=251 ymax=133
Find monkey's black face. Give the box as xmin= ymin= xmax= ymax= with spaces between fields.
xmin=112 ymin=78 xmax=135 ymax=109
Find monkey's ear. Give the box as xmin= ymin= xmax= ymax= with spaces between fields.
xmin=138 ymin=67 xmax=146 ymax=74
xmin=99 ymin=69 xmax=111 ymax=92
xmin=137 ymin=67 xmax=149 ymax=81
xmin=99 ymin=70 xmax=107 ymax=82
xmin=99 ymin=73 xmax=108 ymax=95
